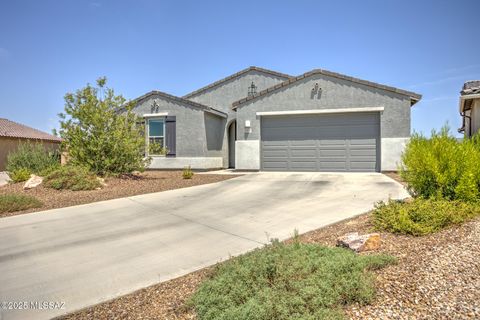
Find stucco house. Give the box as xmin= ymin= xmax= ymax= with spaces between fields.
xmin=130 ymin=66 xmax=421 ymax=172
xmin=0 ymin=118 xmax=62 ymax=171
xmin=459 ymin=80 xmax=480 ymax=137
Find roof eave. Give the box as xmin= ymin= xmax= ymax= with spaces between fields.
xmin=232 ymin=69 xmax=422 ymax=109
xmin=183 ymin=66 xmax=292 ymax=99
xmin=128 ymin=90 xmax=227 ymax=118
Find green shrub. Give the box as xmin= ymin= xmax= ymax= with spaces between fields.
xmin=58 ymin=77 xmax=150 ymax=175
xmin=9 ymin=168 xmax=31 ymax=183
xmin=43 ymin=166 xmax=102 ymax=191
xmin=372 ymin=198 xmax=480 ymax=236
xmin=0 ymin=194 xmax=43 ymax=213
xmin=182 ymin=166 xmax=194 ymax=179
xmin=148 ymin=142 xmax=168 ymax=156
xmin=6 ymin=142 xmax=60 ymax=176
xmin=400 ymin=126 xmax=480 ymax=201
xmin=189 ymin=240 xmax=395 ymax=320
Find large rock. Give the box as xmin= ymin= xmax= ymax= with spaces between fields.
xmin=96 ymin=177 xmax=107 ymax=187
xmin=337 ymin=232 xmax=381 ymax=252
xmin=23 ymin=174 xmax=43 ymax=190
xmin=0 ymin=172 xmax=11 ymax=187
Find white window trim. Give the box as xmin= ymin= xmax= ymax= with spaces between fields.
xmin=146 ymin=117 xmax=166 ymax=157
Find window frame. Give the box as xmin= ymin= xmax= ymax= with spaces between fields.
xmin=146 ymin=117 xmax=166 ymax=157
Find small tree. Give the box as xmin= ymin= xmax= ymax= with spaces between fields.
xmin=59 ymin=77 xmax=149 ymax=175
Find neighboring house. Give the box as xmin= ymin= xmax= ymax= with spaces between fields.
xmin=130 ymin=66 xmax=421 ymax=172
xmin=458 ymin=80 xmax=480 ymax=137
xmin=0 ymin=118 xmax=62 ymax=171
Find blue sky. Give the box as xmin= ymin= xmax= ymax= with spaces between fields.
xmin=0 ymin=0 xmax=478 ymax=136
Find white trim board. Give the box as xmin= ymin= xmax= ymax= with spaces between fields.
xmin=256 ymin=107 xmax=384 ymax=116
xmin=143 ymin=113 xmax=168 ymax=118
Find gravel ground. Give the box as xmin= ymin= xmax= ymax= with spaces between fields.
xmin=0 ymin=171 xmax=237 ymax=218
xmin=60 ymin=211 xmax=480 ymax=320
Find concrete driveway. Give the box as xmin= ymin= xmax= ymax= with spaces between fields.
xmin=0 ymin=172 xmax=408 ymax=320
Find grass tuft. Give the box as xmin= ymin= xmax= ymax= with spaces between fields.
xmin=0 ymin=194 xmax=43 ymax=213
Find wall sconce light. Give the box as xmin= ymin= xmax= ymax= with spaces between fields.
xmin=245 ymin=120 xmax=252 ymax=134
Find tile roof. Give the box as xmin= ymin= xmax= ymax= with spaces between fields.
xmin=232 ymin=69 xmax=422 ymax=109
xmin=182 ymin=66 xmax=292 ymax=99
xmin=0 ymin=118 xmax=62 ymax=142
xmin=461 ymin=80 xmax=480 ymax=96
xmin=127 ymin=90 xmax=227 ymax=117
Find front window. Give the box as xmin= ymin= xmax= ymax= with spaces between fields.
xmin=147 ymin=118 xmax=167 ymax=155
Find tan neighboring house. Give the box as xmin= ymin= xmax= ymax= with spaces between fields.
xmin=459 ymin=80 xmax=480 ymax=137
xmin=0 ymin=118 xmax=62 ymax=171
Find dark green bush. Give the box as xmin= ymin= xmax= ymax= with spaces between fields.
xmin=190 ymin=240 xmax=395 ymax=320
xmin=43 ymin=166 xmax=102 ymax=191
xmin=6 ymin=143 xmax=60 ymax=176
xmin=400 ymin=127 xmax=480 ymax=201
xmin=372 ymin=198 xmax=480 ymax=236
xmin=0 ymin=194 xmax=43 ymax=213
xmin=9 ymin=168 xmax=31 ymax=183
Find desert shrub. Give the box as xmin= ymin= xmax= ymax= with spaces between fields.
xmin=6 ymin=142 xmax=60 ymax=176
xmin=372 ymin=198 xmax=480 ymax=236
xmin=58 ymin=77 xmax=150 ymax=176
xmin=9 ymin=168 xmax=31 ymax=183
xmin=0 ymin=194 xmax=43 ymax=213
xmin=148 ymin=142 xmax=168 ymax=156
xmin=43 ymin=166 xmax=102 ymax=191
xmin=182 ymin=166 xmax=194 ymax=179
xmin=189 ymin=240 xmax=395 ymax=320
xmin=400 ymin=126 xmax=480 ymax=201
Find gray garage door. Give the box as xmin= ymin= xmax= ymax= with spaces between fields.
xmin=261 ymin=112 xmax=380 ymax=172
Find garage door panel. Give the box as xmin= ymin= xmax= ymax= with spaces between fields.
xmin=290 ymin=149 xmax=317 ymax=157
xmin=319 ymin=140 xmax=347 ymax=147
xmin=347 ymin=126 xmax=378 ymax=137
xmin=261 ymin=113 xmax=379 ymax=172
xmin=350 ymin=149 xmax=376 ymax=157
xmin=289 ymin=140 xmax=317 ymax=146
xmin=263 ymin=161 xmax=288 ymax=170
xmin=262 ymin=140 xmax=289 ymax=147
xmin=290 ymin=161 xmax=318 ymax=171
xmin=319 ymin=162 xmax=348 ymax=170
xmin=263 ymin=149 xmax=289 ymax=157
xmin=350 ymin=161 xmax=377 ymax=170
xmin=263 ymin=128 xmax=318 ymax=140
xmin=319 ymin=149 xmax=347 ymax=157
xmin=350 ymin=138 xmax=377 ymax=145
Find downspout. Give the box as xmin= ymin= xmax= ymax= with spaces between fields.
xmin=460 ymin=111 xmax=472 ymax=137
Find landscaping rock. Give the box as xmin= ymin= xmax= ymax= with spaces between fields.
xmin=337 ymin=232 xmax=381 ymax=252
xmin=96 ymin=177 xmax=107 ymax=187
xmin=0 ymin=172 xmax=11 ymax=187
xmin=23 ymin=174 xmax=43 ymax=190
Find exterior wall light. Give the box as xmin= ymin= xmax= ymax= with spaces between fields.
xmin=245 ymin=120 xmax=252 ymax=134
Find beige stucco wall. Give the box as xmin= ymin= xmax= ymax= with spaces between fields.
xmin=0 ymin=137 xmax=60 ymax=171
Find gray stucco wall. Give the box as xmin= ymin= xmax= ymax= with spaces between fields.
xmin=187 ymin=70 xmax=288 ymax=166
xmin=235 ymin=73 xmax=412 ymax=141
xmin=188 ymin=70 xmax=287 ymax=118
xmin=132 ymin=95 xmax=225 ymax=157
